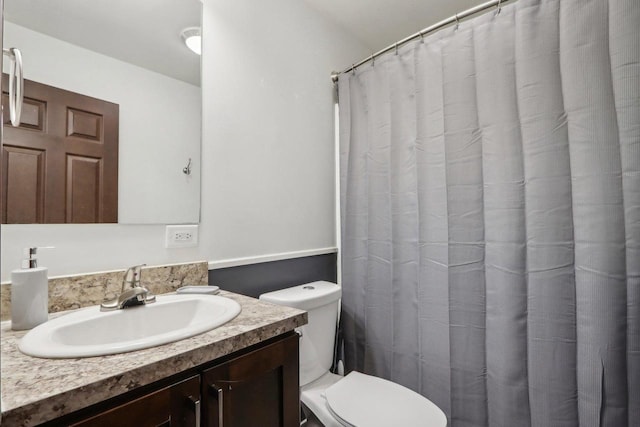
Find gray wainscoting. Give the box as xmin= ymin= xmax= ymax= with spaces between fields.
xmin=209 ymin=253 xmax=337 ymax=298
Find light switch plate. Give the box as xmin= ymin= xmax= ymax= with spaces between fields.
xmin=165 ymin=225 xmax=199 ymax=248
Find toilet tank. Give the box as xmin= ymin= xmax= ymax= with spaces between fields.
xmin=260 ymin=281 xmax=341 ymax=387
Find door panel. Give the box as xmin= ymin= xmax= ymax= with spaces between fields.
xmin=66 ymin=155 xmax=101 ymax=223
xmin=1 ymin=145 xmax=45 ymax=223
xmin=6 ymin=94 xmax=46 ymax=131
xmin=67 ymin=107 xmax=103 ymax=141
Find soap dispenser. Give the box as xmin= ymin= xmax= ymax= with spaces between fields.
xmin=11 ymin=247 xmax=51 ymax=330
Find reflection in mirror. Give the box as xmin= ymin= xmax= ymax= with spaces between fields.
xmin=1 ymin=0 xmax=202 ymax=224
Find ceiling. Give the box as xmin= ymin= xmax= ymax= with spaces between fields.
xmin=302 ymin=0 xmax=489 ymax=52
xmin=3 ymin=0 xmax=492 ymax=87
xmin=3 ymin=0 xmax=201 ymax=86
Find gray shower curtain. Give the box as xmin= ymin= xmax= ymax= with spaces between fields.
xmin=338 ymin=0 xmax=639 ymax=426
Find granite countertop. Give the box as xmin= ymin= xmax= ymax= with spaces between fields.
xmin=0 ymin=291 xmax=307 ymax=427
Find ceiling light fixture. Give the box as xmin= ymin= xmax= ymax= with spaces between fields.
xmin=181 ymin=27 xmax=201 ymax=55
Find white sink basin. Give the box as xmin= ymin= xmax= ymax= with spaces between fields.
xmin=19 ymin=294 xmax=241 ymax=358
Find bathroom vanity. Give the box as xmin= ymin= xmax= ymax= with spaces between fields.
xmin=0 ymin=291 xmax=307 ymax=427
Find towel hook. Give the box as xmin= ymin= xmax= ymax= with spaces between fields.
xmin=183 ymin=158 xmax=192 ymax=175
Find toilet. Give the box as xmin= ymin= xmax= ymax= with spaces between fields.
xmin=260 ymin=281 xmax=447 ymax=427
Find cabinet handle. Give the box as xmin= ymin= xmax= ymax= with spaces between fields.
xmin=209 ymin=384 xmax=224 ymax=427
xmin=188 ymin=396 xmax=201 ymax=427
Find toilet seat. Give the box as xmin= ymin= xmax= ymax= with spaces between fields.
xmin=323 ymin=371 xmax=447 ymax=427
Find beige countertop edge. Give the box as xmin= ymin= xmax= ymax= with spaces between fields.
xmin=0 ymin=291 xmax=307 ymax=427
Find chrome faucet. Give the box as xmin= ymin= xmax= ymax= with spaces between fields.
xmin=100 ymin=264 xmax=156 ymax=311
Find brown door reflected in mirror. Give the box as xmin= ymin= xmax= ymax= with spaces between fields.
xmin=1 ymin=76 xmax=118 ymax=223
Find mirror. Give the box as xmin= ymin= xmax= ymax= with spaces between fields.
xmin=1 ymin=0 xmax=201 ymax=224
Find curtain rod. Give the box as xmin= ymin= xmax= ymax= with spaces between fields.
xmin=331 ymin=0 xmax=513 ymax=83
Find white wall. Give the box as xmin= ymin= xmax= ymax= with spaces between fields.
xmin=3 ymin=22 xmax=201 ymax=224
xmin=1 ymin=224 xmax=202 ymax=282
xmin=0 ymin=0 xmax=368 ymax=282
xmin=198 ymin=0 xmax=367 ymax=263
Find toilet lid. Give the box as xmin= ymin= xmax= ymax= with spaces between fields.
xmin=324 ymin=372 xmax=447 ymax=427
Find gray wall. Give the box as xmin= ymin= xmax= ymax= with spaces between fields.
xmin=209 ymin=253 xmax=337 ymax=298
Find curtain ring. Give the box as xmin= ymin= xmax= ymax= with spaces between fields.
xmin=352 ymin=64 xmax=356 ymax=75
xmin=420 ymin=32 xmax=425 ymax=44
xmin=395 ymin=42 xmax=399 ymax=55
xmin=370 ymin=53 xmax=375 ymax=67
xmin=497 ymin=0 xmax=502 ymax=14
xmin=455 ymin=14 xmax=460 ymax=30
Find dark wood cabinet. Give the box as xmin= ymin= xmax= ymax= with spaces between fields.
xmin=201 ymin=332 xmax=299 ymax=427
xmin=41 ymin=332 xmax=299 ymax=427
xmin=69 ymin=375 xmax=200 ymax=427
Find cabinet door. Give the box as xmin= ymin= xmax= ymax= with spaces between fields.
xmin=70 ymin=374 xmax=201 ymax=427
xmin=202 ymin=333 xmax=299 ymax=427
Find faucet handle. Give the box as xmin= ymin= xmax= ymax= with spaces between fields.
xmin=122 ymin=264 xmax=146 ymax=290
